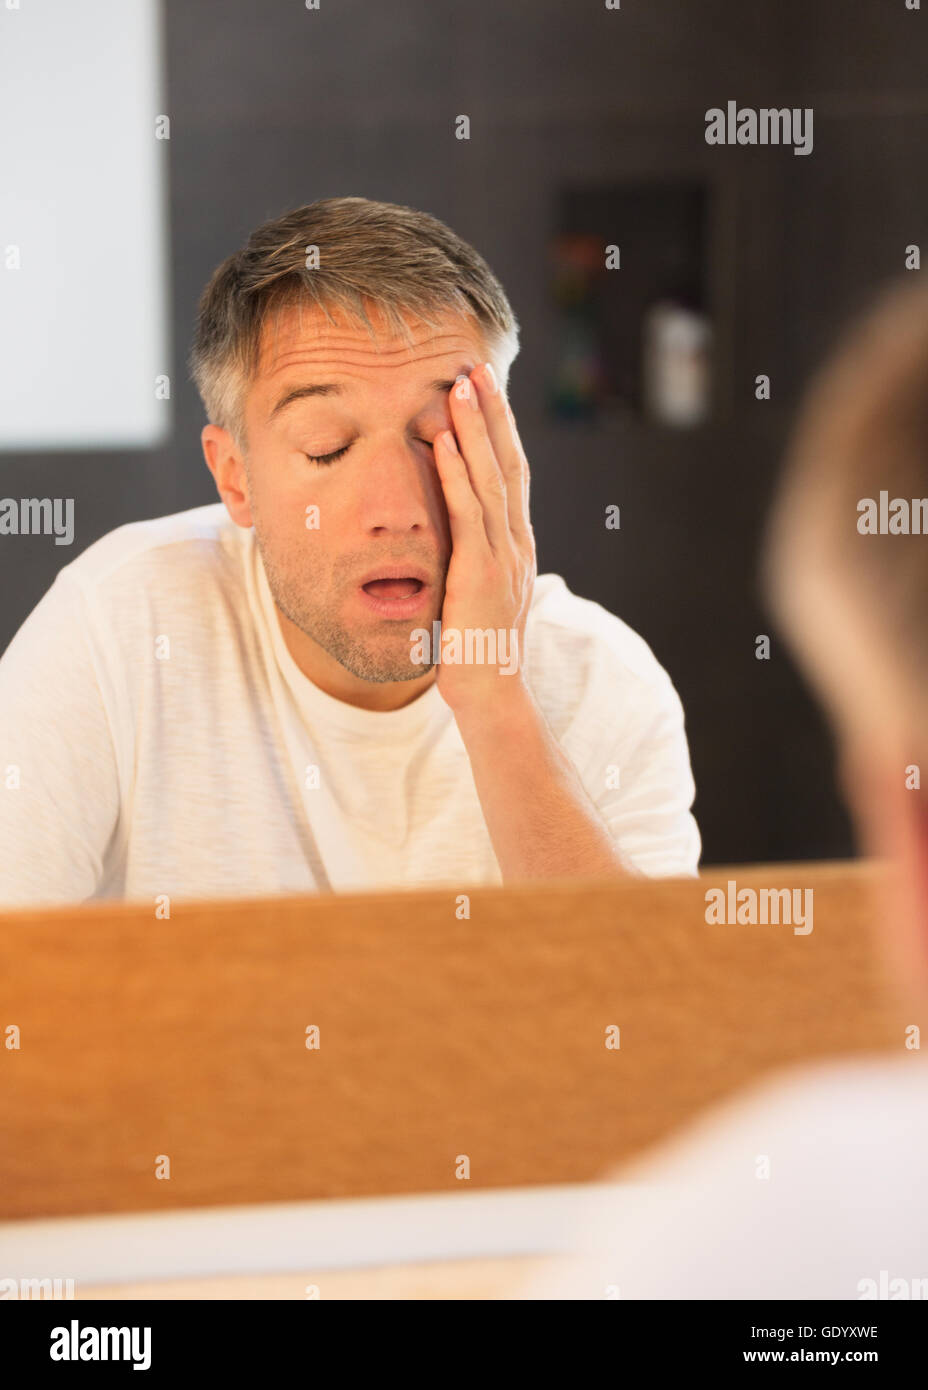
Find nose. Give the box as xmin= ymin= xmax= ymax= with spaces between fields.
xmin=357 ymin=437 xmax=438 ymax=537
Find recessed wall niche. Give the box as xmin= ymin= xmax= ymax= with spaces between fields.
xmin=549 ymin=183 xmax=712 ymax=427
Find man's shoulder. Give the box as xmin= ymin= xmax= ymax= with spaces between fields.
xmin=58 ymin=502 xmax=247 ymax=595
xmin=748 ymin=1052 xmax=928 ymax=1147
xmin=524 ymin=1055 xmax=928 ymax=1299
xmin=527 ymin=573 xmax=675 ymax=694
xmin=623 ymin=1054 xmax=928 ymax=1187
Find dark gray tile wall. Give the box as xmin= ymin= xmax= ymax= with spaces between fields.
xmin=7 ymin=0 xmax=920 ymax=864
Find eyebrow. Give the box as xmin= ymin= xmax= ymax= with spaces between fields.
xmin=267 ymin=377 xmax=463 ymax=425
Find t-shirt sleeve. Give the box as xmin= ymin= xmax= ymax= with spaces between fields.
xmin=592 ymin=672 xmax=701 ymax=879
xmin=0 ymin=570 xmax=122 ymax=906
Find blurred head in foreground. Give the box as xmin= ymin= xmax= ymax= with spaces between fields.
xmin=764 ymin=276 xmax=928 ymax=1002
xmin=521 ymin=277 xmax=928 ymax=1301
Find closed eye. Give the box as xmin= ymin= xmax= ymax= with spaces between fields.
xmin=305 ymin=444 xmax=351 ymax=466
xmin=304 ymin=438 xmax=434 ymax=465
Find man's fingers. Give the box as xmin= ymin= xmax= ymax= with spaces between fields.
xmin=448 ymin=373 xmax=512 ymax=553
xmin=434 ymin=428 xmax=490 ymax=556
xmin=471 ymin=364 xmax=533 ymax=547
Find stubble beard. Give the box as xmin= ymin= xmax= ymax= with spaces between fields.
xmin=258 ymin=536 xmax=442 ymax=684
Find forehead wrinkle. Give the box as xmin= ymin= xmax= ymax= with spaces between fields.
xmin=263 ymin=343 xmax=481 ymax=384
xmin=259 ymin=318 xmax=482 ymax=372
xmin=265 ymin=333 xmax=477 ymax=367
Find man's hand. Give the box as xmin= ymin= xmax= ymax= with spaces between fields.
xmin=431 ymin=362 xmax=626 ymax=881
xmin=432 ymin=362 xmax=537 ymax=716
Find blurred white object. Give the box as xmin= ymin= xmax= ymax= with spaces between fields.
xmin=521 ymin=1055 xmax=928 ymax=1299
xmin=642 ymin=300 xmax=712 ymax=427
xmin=0 ymin=0 xmax=169 ymax=450
xmin=0 ymin=1184 xmax=603 ymax=1288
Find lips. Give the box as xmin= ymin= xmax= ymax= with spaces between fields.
xmin=359 ymin=563 xmax=430 ymax=583
xmin=358 ymin=564 xmax=430 ymax=597
xmin=357 ymin=564 xmax=432 ymax=618
xmin=362 ymin=577 xmax=423 ymax=600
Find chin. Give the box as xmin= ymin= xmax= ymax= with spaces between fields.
xmin=358 ymin=663 xmax=435 ymax=686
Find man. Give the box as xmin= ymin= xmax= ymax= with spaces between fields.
xmin=523 ymin=277 xmax=928 ymax=1299
xmin=0 ymin=197 xmax=699 ymax=905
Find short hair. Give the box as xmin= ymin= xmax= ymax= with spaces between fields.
xmin=763 ymin=277 xmax=928 ymax=742
xmin=188 ymin=197 xmax=521 ymax=448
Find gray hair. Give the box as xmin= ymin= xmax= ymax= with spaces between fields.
xmin=188 ymin=196 xmax=520 ymax=449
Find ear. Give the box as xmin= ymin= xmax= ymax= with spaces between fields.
xmin=201 ymin=424 xmax=253 ymax=528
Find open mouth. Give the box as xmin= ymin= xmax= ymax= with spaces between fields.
xmin=361 ymin=577 xmax=424 ymax=600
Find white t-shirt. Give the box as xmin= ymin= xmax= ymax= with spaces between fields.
xmin=520 ymin=1055 xmax=928 ymax=1300
xmin=0 ymin=502 xmax=700 ymax=905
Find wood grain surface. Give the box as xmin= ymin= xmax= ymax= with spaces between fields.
xmin=0 ymin=862 xmax=900 ymax=1221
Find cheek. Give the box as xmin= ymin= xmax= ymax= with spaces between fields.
xmin=425 ymin=475 xmax=452 ymax=547
xmin=260 ymin=455 xmax=332 ymax=532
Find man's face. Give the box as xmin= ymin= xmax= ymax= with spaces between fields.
xmin=227 ymin=302 xmax=497 ymax=686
